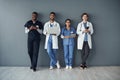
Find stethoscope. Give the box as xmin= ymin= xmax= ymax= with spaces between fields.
xmin=80 ymin=23 xmax=89 ymax=31
xmin=63 ymin=27 xmax=74 ymax=35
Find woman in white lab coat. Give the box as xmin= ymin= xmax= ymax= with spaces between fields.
xmin=77 ymin=13 xmax=94 ymax=69
xmin=43 ymin=12 xmax=60 ymax=70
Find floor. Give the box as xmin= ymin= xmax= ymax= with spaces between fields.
xmin=0 ymin=66 xmax=120 ymax=80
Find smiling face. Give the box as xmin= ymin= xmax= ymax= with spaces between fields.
xmin=32 ymin=13 xmax=38 ymax=21
xmin=50 ymin=13 xmax=55 ymax=21
xmin=65 ymin=20 xmax=71 ymax=27
xmin=82 ymin=15 xmax=88 ymax=21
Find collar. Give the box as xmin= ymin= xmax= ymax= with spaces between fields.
xmin=31 ymin=20 xmax=37 ymax=24
xmin=81 ymin=21 xmax=90 ymax=26
xmin=64 ymin=26 xmax=72 ymax=31
xmin=48 ymin=21 xmax=57 ymax=27
xmin=48 ymin=20 xmax=57 ymax=24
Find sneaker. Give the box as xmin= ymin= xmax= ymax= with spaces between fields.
xmin=65 ymin=65 xmax=69 ymax=69
xmin=56 ymin=61 xmax=60 ymax=69
xmin=49 ymin=66 xmax=53 ymax=70
xmin=84 ymin=65 xmax=87 ymax=69
xmin=33 ymin=68 xmax=36 ymax=72
xmin=80 ymin=64 xmax=84 ymax=70
xmin=30 ymin=66 xmax=33 ymax=69
xmin=69 ymin=66 xmax=72 ymax=69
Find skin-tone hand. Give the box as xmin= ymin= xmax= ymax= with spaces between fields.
xmin=29 ymin=26 xmax=33 ymax=30
xmin=64 ymin=36 xmax=70 ymax=38
xmin=70 ymin=35 xmax=76 ymax=38
xmin=32 ymin=26 xmax=38 ymax=29
xmin=83 ymin=29 xmax=90 ymax=33
xmin=46 ymin=32 xmax=56 ymax=36
xmin=29 ymin=26 xmax=38 ymax=30
xmin=65 ymin=35 xmax=76 ymax=38
xmin=51 ymin=34 xmax=56 ymax=36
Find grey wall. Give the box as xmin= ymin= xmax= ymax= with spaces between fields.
xmin=0 ymin=0 xmax=120 ymax=67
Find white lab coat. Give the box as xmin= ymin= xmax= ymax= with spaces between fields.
xmin=77 ymin=21 xmax=94 ymax=50
xmin=43 ymin=21 xmax=60 ymax=49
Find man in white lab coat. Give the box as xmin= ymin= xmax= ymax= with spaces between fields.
xmin=43 ymin=12 xmax=60 ymax=69
xmin=77 ymin=13 xmax=94 ymax=69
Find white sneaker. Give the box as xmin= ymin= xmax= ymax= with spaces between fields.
xmin=65 ymin=65 xmax=69 ymax=69
xmin=69 ymin=66 xmax=72 ymax=69
xmin=56 ymin=61 xmax=60 ymax=69
xmin=49 ymin=66 xmax=53 ymax=70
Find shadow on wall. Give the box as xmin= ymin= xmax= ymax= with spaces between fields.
xmin=87 ymin=14 xmax=97 ymax=66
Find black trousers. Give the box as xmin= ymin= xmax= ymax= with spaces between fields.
xmin=27 ymin=37 xmax=40 ymax=69
xmin=81 ymin=41 xmax=90 ymax=65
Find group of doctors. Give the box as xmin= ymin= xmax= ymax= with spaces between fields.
xmin=24 ymin=12 xmax=94 ymax=72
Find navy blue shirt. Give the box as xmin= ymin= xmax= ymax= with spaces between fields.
xmin=24 ymin=20 xmax=43 ymax=38
xmin=61 ymin=27 xmax=76 ymax=45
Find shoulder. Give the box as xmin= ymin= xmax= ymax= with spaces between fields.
xmin=44 ymin=21 xmax=50 ymax=25
xmin=87 ymin=21 xmax=92 ymax=25
xmin=24 ymin=20 xmax=32 ymax=27
xmin=77 ymin=22 xmax=82 ymax=27
xmin=61 ymin=27 xmax=66 ymax=33
xmin=78 ymin=22 xmax=83 ymax=25
xmin=71 ymin=27 xmax=76 ymax=31
xmin=54 ymin=21 xmax=60 ymax=25
xmin=71 ymin=26 xmax=75 ymax=29
xmin=62 ymin=27 xmax=66 ymax=30
xmin=26 ymin=20 xmax=32 ymax=23
xmin=37 ymin=20 xmax=42 ymax=24
xmin=87 ymin=22 xmax=93 ymax=27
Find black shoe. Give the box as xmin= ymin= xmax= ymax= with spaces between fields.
xmin=83 ymin=65 xmax=87 ymax=69
xmin=33 ymin=68 xmax=36 ymax=72
xmin=30 ymin=66 xmax=33 ymax=69
xmin=80 ymin=64 xmax=84 ymax=69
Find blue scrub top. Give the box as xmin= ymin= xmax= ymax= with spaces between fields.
xmin=61 ymin=26 xmax=76 ymax=45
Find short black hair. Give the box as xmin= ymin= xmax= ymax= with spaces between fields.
xmin=81 ymin=13 xmax=89 ymax=18
xmin=65 ymin=19 xmax=71 ymax=23
xmin=50 ymin=12 xmax=56 ymax=16
xmin=32 ymin=12 xmax=38 ymax=16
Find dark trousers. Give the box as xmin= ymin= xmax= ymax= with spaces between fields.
xmin=27 ymin=37 xmax=40 ymax=69
xmin=81 ymin=41 xmax=90 ymax=65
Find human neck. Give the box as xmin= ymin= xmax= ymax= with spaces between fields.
xmin=66 ymin=25 xmax=70 ymax=30
xmin=83 ymin=20 xmax=87 ymax=23
xmin=50 ymin=19 xmax=54 ymax=23
xmin=32 ymin=19 xmax=37 ymax=22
